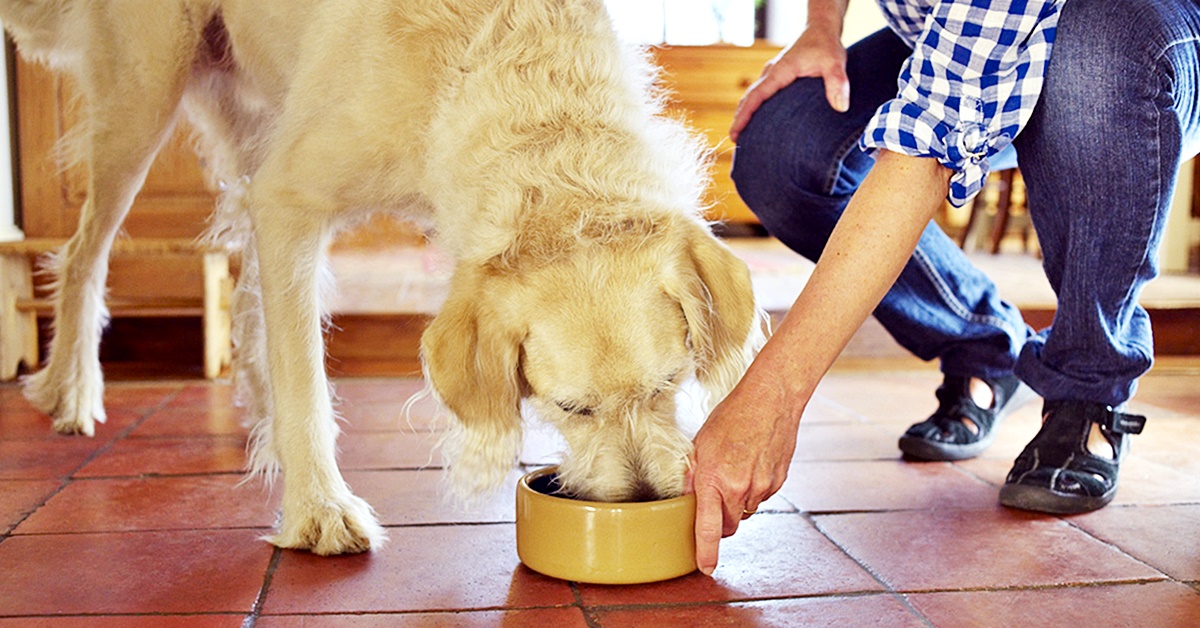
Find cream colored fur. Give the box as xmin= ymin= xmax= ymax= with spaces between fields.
xmin=2 ymin=0 xmax=765 ymax=554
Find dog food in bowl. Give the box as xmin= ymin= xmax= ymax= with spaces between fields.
xmin=515 ymin=465 xmax=697 ymax=584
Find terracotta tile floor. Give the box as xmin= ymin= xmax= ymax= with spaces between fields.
xmin=2 ymin=362 xmax=1199 ymax=626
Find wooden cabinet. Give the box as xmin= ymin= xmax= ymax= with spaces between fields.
xmin=15 ymin=62 xmax=214 ymax=241
xmin=13 ymin=61 xmax=216 ymax=310
xmin=653 ymin=43 xmax=781 ymax=224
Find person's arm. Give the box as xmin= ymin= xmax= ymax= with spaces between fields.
xmin=688 ymin=150 xmax=951 ymax=575
xmin=729 ymin=0 xmax=851 ymax=142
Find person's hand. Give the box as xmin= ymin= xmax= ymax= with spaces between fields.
xmin=729 ymin=27 xmax=850 ymax=143
xmin=686 ymin=369 xmax=805 ymax=575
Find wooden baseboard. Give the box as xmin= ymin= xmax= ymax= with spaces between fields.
xmin=16 ymin=305 xmax=1200 ymax=382
xmin=325 ymin=314 xmax=431 ymax=377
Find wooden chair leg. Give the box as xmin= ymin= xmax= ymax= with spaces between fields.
xmin=1 ymin=254 xmax=39 ymax=381
xmin=958 ymin=197 xmax=980 ymax=250
xmin=202 ymin=251 xmax=233 ymax=380
xmin=988 ymin=169 xmax=1016 ymax=254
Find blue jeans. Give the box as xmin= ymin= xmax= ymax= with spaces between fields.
xmin=731 ymin=0 xmax=1200 ymax=406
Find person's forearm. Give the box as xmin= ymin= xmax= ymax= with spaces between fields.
xmin=806 ymin=0 xmax=850 ymax=35
xmin=743 ymin=151 xmax=951 ymax=420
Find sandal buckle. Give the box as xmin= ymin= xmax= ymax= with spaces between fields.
xmin=1097 ymin=406 xmax=1146 ymax=435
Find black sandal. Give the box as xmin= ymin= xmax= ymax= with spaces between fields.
xmin=1000 ymin=400 xmax=1146 ymax=515
xmin=899 ymin=374 xmax=1034 ymax=461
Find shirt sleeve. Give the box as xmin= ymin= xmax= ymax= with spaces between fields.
xmin=862 ymin=0 xmax=1063 ymax=206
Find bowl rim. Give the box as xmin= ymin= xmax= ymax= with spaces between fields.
xmin=518 ymin=465 xmax=695 ymax=511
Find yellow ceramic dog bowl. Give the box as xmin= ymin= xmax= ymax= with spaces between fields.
xmin=515 ymin=465 xmax=697 ymax=584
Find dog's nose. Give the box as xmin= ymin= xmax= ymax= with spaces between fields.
xmin=630 ymin=480 xmax=662 ymax=502
xmin=631 ymin=475 xmax=686 ymax=502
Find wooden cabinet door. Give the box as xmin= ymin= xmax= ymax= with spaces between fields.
xmin=653 ymin=43 xmax=781 ymax=224
xmin=15 ymin=60 xmax=216 ymax=240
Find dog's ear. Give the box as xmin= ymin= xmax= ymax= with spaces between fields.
xmin=671 ymin=221 xmax=764 ymax=405
xmin=421 ymin=265 xmax=524 ymax=498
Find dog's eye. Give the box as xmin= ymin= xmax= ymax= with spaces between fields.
xmin=555 ymin=401 xmax=594 ymax=416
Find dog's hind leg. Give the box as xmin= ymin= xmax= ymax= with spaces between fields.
xmin=233 ymin=237 xmax=279 ymax=478
xmin=245 ymin=181 xmax=384 ymax=555
xmin=23 ymin=9 xmax=201 ymax=436
xmin=181 ymin=74 xmax=276 ymax=449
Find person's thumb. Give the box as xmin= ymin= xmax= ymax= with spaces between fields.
xmin=824 ymin=68 xmax=850 ymax=113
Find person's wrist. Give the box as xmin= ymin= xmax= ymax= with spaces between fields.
xmin=740 ymin=362 xmax=808 ymax=432
xmin=804 ymin=6 xmax=845 ymax=38
xmin=806 ymin=0 xmax=848 ymax=33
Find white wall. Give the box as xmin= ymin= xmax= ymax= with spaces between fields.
xmin=1161 ymin=159 xmax=1197 ymax=274
xmin=0 ymin=32 xmax=20 ymax=243
xmin=767 ymin=0 xmax=888 ymax=46
xmin=606 ymin=0 xmax=757 ymax=46
xmin=605 ymin=0 xmax=887 ymax=47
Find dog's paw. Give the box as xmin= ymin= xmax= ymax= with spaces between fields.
xmin=268 ymin=492 xmax=387 ymax=556
xmin=23 ymin=368 xmax=107 ymax=437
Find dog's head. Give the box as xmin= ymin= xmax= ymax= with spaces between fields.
xmin=422 ymin=212 xmax=763 ymax=502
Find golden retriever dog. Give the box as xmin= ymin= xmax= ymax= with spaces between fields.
xmin=2 ymin=0 xmax=764 ymax=555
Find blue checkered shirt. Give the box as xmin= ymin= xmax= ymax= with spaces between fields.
xmin=861 ymin=0 xmax=1063 ymax=206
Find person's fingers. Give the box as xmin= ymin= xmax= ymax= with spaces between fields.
xmin=729 ymin=85 xmax=766 ymax=142
xmin=823 ymin=64 xmax=851 ymax=113
xmin=737 ymin=476 xmax=769 ymax=520
xmin=693 ymin=483 xmax=726 ymax=576
xmin=729 ymin=69 xmax=794 ymax=141
xmin=683 ymin=454 xmax=696 ymax=494
xmin=736 ymin=461 xmax=790 ymax=521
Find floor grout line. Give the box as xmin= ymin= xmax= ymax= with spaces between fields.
xmin=242 ymin=546 xmax=283 ymax=628
xmin=0 ymin=387 xmax=185 ymax=546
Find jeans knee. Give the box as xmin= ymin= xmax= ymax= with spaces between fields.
xmin=1051 ymin=0 xmax=1177 ymax=90
xmin=731 ymin=80 xmax=854 ymax=225
xmin=730 ymin=130 xmax=808 ymax=234
xmin=729 ymin=118 xmax=780 ymax=209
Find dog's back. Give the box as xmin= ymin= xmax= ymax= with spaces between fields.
xmin=0 ymin=1 xmax=670 ymax=221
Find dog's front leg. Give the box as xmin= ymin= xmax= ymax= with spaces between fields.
xmin=24 ymin=24 xmax=198 ymax=436
xmin=250 ymin=203 xmax=384 ymax=555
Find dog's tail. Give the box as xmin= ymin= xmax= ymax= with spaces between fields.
xmin=1 ymin=0 xmax=83 ymax=67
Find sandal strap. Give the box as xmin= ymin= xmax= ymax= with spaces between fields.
xmin=1044 ymin=400 xmax=1146 ymax=435
xmin=930 ymin=376 xmax=992 ymax=433
xmin=1014 ymin=400 xmax=1146 ymax=471
xmin=905 ymin=374 xmax=1024 ymax=447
